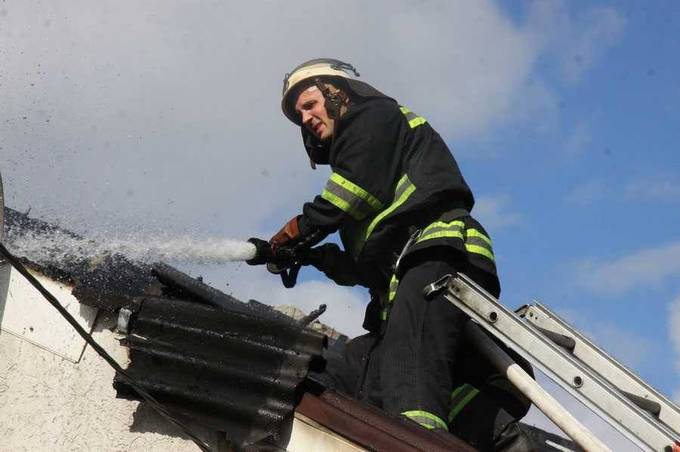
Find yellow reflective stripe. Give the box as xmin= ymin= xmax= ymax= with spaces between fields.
xmin=329 ymin=173 xmax=383 ymax=211
xmin=321 ymin=189 xmax=353 ymax=215
xmin=380 ymin=309 xmax=388 ymax=321
xmin=450 ymin=384 xmax=466 ymax=401
xmin=399 ymin=106 xmax=427 ymax=129
xmin=365 ymin=176 xmax=416 ymax=240
xmin=423 ymin=220 xmax=465 ymax=231
xmin=418 ymin=220 xmax=465 ymax=243
xmin=466 ymin=228 xmax=492 ymax=246
xmin=420 ymin=230 xmax=464 ymax=241
xmin=388 ymin=275 xmax=399 ymax=302
xmin=395 ymin=173 xmax=410 ymax=198
xmin=448 ymin=385 xmax=480 ymax=422
xmin=465 ymin=243 xmax=495 ymax=261
xmin=465 ymin=228 xmax=494 ymax=261
xmin=402 ymin=410 xmax=448 ymax=430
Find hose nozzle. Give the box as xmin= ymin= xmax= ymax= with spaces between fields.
xmin=246 ymin=237 xmax=273 ymax=265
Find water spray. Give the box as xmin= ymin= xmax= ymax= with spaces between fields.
xmin=5 ymin=227 xmax=257 ymax=266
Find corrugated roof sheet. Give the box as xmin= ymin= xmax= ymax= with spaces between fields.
xmin=115 ymin=294 xmax=326 ymax=447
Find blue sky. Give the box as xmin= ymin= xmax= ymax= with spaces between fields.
xmin=1 ymin=1 xmax=678 ymax=448
xmin=464 ymin=1 xmax=680 ymax=394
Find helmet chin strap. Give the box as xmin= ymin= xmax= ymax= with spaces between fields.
xmin=305 ymin=78 xmax=348 ymax=170
xmin=314 ymin=78 xmax=347 ymax=120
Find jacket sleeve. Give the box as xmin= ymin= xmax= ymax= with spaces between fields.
xmin=298 ymin=101 xmax=403 ymax=236
xmin=308 ymin=243 xmax=368 ymax=287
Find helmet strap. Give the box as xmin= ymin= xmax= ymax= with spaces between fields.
xmin=306 ymin=78 xmax=347 ymax=170
xmin=314 ymin=78 xmax=347 ymax=120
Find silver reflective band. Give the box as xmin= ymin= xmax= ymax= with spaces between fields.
xmin=400 ymin=106 xmax=427 ymax=128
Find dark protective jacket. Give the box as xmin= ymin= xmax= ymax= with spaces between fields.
xmin=298 ymin=96 xmax=498 ymax=299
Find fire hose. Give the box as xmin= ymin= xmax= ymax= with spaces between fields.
xmin=245 ymin=230 xmax=324 ymax=288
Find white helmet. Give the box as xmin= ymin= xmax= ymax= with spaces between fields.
xmin=282 ymin=58 xmax=390 ymax=167
xmin=281 ymin=58 xmax=361 ymax=125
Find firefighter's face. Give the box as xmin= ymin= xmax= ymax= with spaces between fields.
xmin=295 ymin=86 xmax=334 ymax=142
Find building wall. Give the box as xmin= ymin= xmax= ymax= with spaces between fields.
xmin=0 ymin=311 xmax=219 ymax=451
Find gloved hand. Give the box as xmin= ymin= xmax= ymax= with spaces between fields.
xmin=305 ymin=243 xmax=364 ymax=286
xmin=270 ymin=216 xmax=301 ymax=251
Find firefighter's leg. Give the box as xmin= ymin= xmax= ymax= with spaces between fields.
xmin=310 ymin=333 xmax=379 ymax=400
xmin=379 ymin=259 xmax=468 ymax=431
xmin=449 ymin=328 xmax=537 ymax=451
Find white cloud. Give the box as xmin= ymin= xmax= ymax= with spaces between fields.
xmin=526 ymin=1 xmax=626 ymax=83
xmin=0 ymin=0 xmax=628 ymax=346
xmin=566 ymin=176 xmax=680 ymax=207
xmin=565 ymin=179 xmax=608 ymax=206
xmin=0 ymin=0 xmax=624 ymax=241
xmin=473 ymin=194 xmax=522 ymax=232
xmin=560 ymin=7 xmax=626 ymax=83
xmin=0 ymin=0 xmax=535 ymax=236
xmin=574 ymin=241 xmax=680 ymax=296
xmin=625 ymin=179 xmax=680 ymax=201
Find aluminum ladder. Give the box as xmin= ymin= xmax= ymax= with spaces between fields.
xmin=425 ymin=273 xmax=680 ymax=451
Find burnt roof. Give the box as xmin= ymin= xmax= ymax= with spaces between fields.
xmin=115 ymin=294 xmax=327 ymax=447
xmin=2 ymin=206 xmax=492 ymax=450
xmin=3 ymin=206 xmax=155 ymax=307
xmin=1 ymin=206 xmax=332 ymax=447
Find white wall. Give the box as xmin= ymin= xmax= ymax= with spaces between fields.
xmin=0 ymin=286 xmax=218 ymax=451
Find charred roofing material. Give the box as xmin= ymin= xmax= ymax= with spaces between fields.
xmin=3 ymin=206 xmax=155 ymax=309
xmin=151 ymin=261 xmax=299 ymax=324
xmin=115 ymin=294 xmax=327 ymax=448
xmin=3 ymin=205 xmax=328 ymax=447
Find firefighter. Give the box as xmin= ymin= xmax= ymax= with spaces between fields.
xmin=250 ymin=59 xmax=534 ymax=451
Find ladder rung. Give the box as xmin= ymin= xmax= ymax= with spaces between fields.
xmin=622 ymin=390 xmax=662 ymax=417
xmin=526 ymin=312 xmax=664 ymax=417
xmin=533 ymin=325 xmax=576 ymax=351
xmin=521 ymin=303 xmax=680 ymax=438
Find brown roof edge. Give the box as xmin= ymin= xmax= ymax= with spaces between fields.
xmin=296 ymin=389 xmax=477 ymax=452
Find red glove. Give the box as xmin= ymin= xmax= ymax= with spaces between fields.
xmin=270 ymin=216 xmax=301 ymax=251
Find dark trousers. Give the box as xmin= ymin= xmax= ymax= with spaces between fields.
xmin=315 ymin=259 xmax=534 ymax=451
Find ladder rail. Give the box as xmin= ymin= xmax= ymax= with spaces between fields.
xmin=464 ymin=321 xmax=611 ymax=452
xmin=521 ymin=303 xmax=680 ymax=437
xmin=439 ymin=273 xmax=679 ymax=451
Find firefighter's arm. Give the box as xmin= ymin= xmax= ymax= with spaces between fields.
xmin=307 ymin=243 xmax=367 ymax=287
xmin=299 ymin=102 xmax=401 ymax=234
